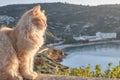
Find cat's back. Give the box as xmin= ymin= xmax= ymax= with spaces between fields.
xmin=0 ymin=27 xmax=15 ymax=68
xmin=0 ymin=26 xmax=13 ymax=32
xmin=0 ymin=27 xmax=13 ymax=41
xmin=0 ymin=27 xmax=13 ymax=47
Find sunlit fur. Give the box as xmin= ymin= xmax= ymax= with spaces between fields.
xmin=0 ymin=5 xmax=47 ymax=80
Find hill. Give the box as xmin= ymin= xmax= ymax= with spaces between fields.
xmin=1 ymin=3 xmax=120 ymax=43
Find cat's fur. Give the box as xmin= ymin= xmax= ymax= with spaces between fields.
xmin=0 ymin=5 xmax=47 ymax=80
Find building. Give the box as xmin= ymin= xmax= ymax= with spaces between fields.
xmin=73 ymin=36 xmax=86 ymax=41
xmin=96 ymin=32 xmax=117 ymax=40
xmin=73 ymin=32 xmax=117 ymax=42
xmin=73 ymin=36 xmax=98 ymax=41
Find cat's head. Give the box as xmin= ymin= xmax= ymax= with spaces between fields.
xmin=18 ymin=5 xmax=47 ymax=30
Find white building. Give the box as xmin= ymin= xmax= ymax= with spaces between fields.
xmin=96 ymin=32 xmax=117 ymax=40
xmin=73 ymin=36 xmax=98 ymax=41
xmin=73 ymin=32 xmax=117 ymax=42
xmin=73 ymin=36 xmax=86 ymax=41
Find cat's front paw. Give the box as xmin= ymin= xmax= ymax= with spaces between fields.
xmin=23 ymin=72 xmax=38 ymax=80
xmin=31 ymin=71 xmax=38 ymax=77
xmin=14 ymin=76 xmax=23 ymax=80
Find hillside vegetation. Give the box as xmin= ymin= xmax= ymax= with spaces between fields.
xmin=1 ymin=3 xmax=120 ymax=43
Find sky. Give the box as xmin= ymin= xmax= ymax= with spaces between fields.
xmin=0 ymin=0 xmax=120 ymax=6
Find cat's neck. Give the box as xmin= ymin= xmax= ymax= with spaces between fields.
xmin=14 ymin=24 xmax=46 ymax=38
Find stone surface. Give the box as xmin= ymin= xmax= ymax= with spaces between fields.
xmin=32 ymin=74 xmax=114 ymax=80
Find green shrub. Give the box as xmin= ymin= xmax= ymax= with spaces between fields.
xmin=55 ymin=63 xmax=120 ymax=79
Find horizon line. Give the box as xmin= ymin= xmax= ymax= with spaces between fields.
xmin=0 ymin=2 xmax=120 ymax=7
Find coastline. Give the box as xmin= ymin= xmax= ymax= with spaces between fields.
xmin=38 ymin=40 xmax=120 ymax=79
xmin=54 ymin=40 xmax=120 ymax=49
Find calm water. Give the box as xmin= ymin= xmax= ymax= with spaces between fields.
xmin=61 ymin=42 xmax=120 ymax=70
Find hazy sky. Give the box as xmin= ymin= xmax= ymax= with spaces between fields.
xmin=0 ymin=0 xmax=120 ymax=6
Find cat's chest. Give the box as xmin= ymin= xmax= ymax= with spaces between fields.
xmin=25 ymin=32 xmax=44 ymax=49
xmin=16 ymin=29 xmax=44 ymax=52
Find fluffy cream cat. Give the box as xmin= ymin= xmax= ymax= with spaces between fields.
xmin=0 ymin=5 xmax=47 ymax=80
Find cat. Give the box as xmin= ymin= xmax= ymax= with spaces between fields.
xmin=0 ymin=5 xmax=47 ymax=80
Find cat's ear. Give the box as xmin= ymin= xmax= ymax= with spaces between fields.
xmin=31 ymin=5 xmax=41 ymax=16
